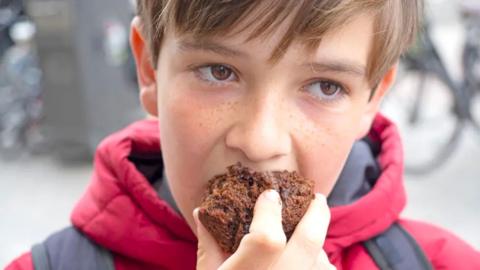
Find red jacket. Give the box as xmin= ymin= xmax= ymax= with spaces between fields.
xmin=6 ymin=114 xmax=480 ymax=269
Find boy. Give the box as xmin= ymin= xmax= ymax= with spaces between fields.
xmin=7 ymin=0 xmax=480 ymax=269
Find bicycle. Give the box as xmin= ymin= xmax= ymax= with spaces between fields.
xmin=0 ymin=1 xmax=45 ymax=159
xmin=381 ymin=1 xmax=480 ymax=175
xmin=462 ymin=1 xmax=480 ymax=128
xmin=0 ymin=0 xmax=24 ymax=58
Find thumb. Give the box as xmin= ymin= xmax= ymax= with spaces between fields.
xmin=193 ymin=208 xmax=227 ymax=270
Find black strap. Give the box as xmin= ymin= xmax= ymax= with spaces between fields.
xmin=364 ymin=239 xmax=394 ymax=270
xmin=397 ymin=224 xmax=433 ymax=270
xmin=31 ymin=227 xmax=115 ymax=270
xmin=31 ymin=243 xmax=52 ymax=270
xmin=363 ymin=223 xmax=433 ymax=270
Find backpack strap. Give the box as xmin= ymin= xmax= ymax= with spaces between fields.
xmin=31 ymin=241 xmax=51 ymax=270
xmin=363 ymin=223 xmax=433 ymax=270
xmin=31 ymin=226 xmax=115 ymax=270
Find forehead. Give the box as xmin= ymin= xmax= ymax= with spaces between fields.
xmin=309 ymin=14 xmax=374 ymax=68
xmin=169 ymin=13 xmax=374 ymax=79
xmin=166 ymin=0 xmax=377 ymax=62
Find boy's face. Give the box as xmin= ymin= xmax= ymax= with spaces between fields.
xmin=131 ymin=13 xmax=395 ymax=231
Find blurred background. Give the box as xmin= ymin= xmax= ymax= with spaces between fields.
xmin=0 ymin=0 xmax=479 ymax=267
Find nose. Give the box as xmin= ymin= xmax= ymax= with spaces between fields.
xmin=225 ymin=94 xmax=292 ymax=163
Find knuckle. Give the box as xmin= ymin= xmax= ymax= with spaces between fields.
xmin=314 ymin=196 xmax=331 ymax=220
xmin=311 ymin=252 xmax=336 ymax=270
xmin=323 ymin=206 xmax=331 ymax=222
xmin=310 ymin=202 xmax=331 ymax=229
xmin=244 ymin=231 xmax=286 ymax=251
xmin=325 ymin=263 xmax=337 ymax=270
xmin=300 ymin=232 xmax=325 ymax=252
xmin=311 ymin=262 xmax=336 ymax=270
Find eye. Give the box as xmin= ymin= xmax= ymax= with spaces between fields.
xmin=196 ymin=64 xmax=237 ymax=85
xmin=303 ymin=80 xmax=347 ymax=103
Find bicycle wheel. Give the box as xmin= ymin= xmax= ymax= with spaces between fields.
xmin=462 ymin=24 xmax=480 ymax=132
xmin=381 ymin=62 xmax=465 ymax=175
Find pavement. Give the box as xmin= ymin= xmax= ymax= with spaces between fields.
xmin=0 ymin=155 xmax=91 ymax=267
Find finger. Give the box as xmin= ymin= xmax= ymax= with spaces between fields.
xmin=312 ymin=250 xmax=337 ymax=270
xmin=221 ymin=190 xmax=286 ymax=270
xmin=193 ymin=208 xmax=227 ymax=270
xmin=249 ymin=189 xmax=285 ymax=235
xmin=274 ymin=193 xmax=331 ymax=269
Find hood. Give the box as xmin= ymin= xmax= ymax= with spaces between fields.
xmin=70 ymin=119 xmax=197 ymax=269
xmin=325 ymin=113 xmax=406 ymax=261
xmin=71 ymin=113 xmax=405 ymax=268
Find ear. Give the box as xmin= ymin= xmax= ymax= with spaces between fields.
xmin=355 ymin=64 xmax=397 ymax=139
xmin=130 ymin=16 xmax=158 ymax=117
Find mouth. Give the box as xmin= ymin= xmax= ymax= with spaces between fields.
xmin=197 ymin=162 xmax=314 ymax=253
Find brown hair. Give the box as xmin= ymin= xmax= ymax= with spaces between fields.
xmin=136 ymin=0 xmax=423 ymax=89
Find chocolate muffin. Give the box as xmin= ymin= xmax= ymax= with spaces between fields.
xmin=198 ymin=163 xmax=314 ymax=253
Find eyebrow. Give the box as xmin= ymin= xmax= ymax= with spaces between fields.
xmin=303 ymin=61 xmax=366 ymax=78
xmin=178 ymin=39 xmax=366 ymax=78
xmin=178 ymin=40 xmax=248 ymax=58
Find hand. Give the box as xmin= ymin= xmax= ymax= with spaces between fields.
xmin=194 ymin=190 xmax=335 ymax=270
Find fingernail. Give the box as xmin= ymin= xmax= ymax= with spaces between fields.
xmin=263 ymin=189 xmax=281 ymax=205
xmin=192 ymin=208 xmax=203 ymax=235
xmin=193 ymin=208 xmax=200 ymax=224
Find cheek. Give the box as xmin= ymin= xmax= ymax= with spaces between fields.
xmin=157 ymin=94 xmax=211 ymax=225
xmin=294 ymin=106 xmax=364 ymax=195
xmin=156 ymin=81 xmax=235 ymax=230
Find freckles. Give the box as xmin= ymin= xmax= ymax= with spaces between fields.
xmin=205 ymin=101 xmax=239 ymax=128
xmin=179 ymin=100 xmax=239 ymax=147
xmin=209 ymin=107 xmax=224 ymax=127
xmin=297 ymin=118 xmax=347 ymax=158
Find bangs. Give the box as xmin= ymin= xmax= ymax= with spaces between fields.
xmin=138 ymin=0 xmax=422 ymax=87
xmin=164 ymin=0 xmax=381 ymax=63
